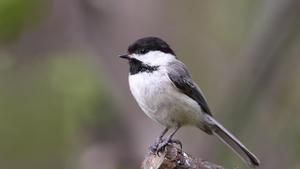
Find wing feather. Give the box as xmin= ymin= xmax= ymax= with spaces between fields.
xmin=166 ymin=61 xmax=212 ymax=116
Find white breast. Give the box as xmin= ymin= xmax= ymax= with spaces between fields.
xmin=128 ymin=68 xmax=204 ymax=127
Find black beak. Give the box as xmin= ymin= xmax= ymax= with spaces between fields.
xmin=119 ymin=54 xmax=130 ymax=60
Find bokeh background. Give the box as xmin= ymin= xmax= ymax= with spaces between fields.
xmin=0 ymin=0 xmax=300 ymax=169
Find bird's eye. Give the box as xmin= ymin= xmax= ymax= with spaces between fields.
xmin=139 ymin=49 xmax=147 ymax=54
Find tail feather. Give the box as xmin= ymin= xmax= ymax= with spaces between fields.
xmin=204 ymin=115 xmax=260 ymax=168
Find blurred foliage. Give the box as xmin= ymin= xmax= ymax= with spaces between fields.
xmin=0 ymin=0 xmax=46 ymax=42
xmin=0 ymin=53 xmax=118 ymax=169
xmin=209 ymin=0 xmax=261 ymax=49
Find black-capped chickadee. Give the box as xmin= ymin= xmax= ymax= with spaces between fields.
xmin=119 ymin=37 xmax=260 ymax=168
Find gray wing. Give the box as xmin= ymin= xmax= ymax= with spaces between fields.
xmin=167 ymin=61 xmax=212 ymax=116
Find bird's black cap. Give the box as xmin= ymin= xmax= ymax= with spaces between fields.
xmin=127 ymin=37 xmax=175 ymax=55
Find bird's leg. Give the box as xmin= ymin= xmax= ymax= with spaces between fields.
xmin=149 ymin=127 xmax=169 ymax=153
xmin=156 ymin=125 xmax=182 ymax=153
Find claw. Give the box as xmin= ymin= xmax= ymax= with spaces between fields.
xmin=149 ymin=137 xmax=164 ymax=154
xmin=156 ymin=138 xmax=183 ymax=154
xmin=149 ymin=134 xmax=183 ymax=156
xmin=169 ymin=139 xmax=182 ymax=149
xmin=149 ymin=144 xmax=158 ymax=154
xmin=156 ymin=139 xmax=169 ymax=154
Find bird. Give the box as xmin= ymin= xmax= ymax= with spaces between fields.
xmin=119 ymin=36 xmax=260 ymax=168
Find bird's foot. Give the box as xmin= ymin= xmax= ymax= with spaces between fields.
xmin=168 ymin=139 xmax=182 ymax=150
xmin=156 ymin=139 xmax=182 ymax=154
xmin=149 ymin=138 xmax=183 ymax=155
xmin=149 ymin=137 xmax=163 ymax=153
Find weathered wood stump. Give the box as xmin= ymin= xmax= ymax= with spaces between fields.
xmin=141 ymin=144 xmax=225 ymax=169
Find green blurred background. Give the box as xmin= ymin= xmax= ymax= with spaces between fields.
xmin=0 ymin=0 xmax=299 ymax=169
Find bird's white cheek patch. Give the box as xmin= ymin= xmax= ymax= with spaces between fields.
xmin=135 ymin=51 xmax=176 ymax=66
